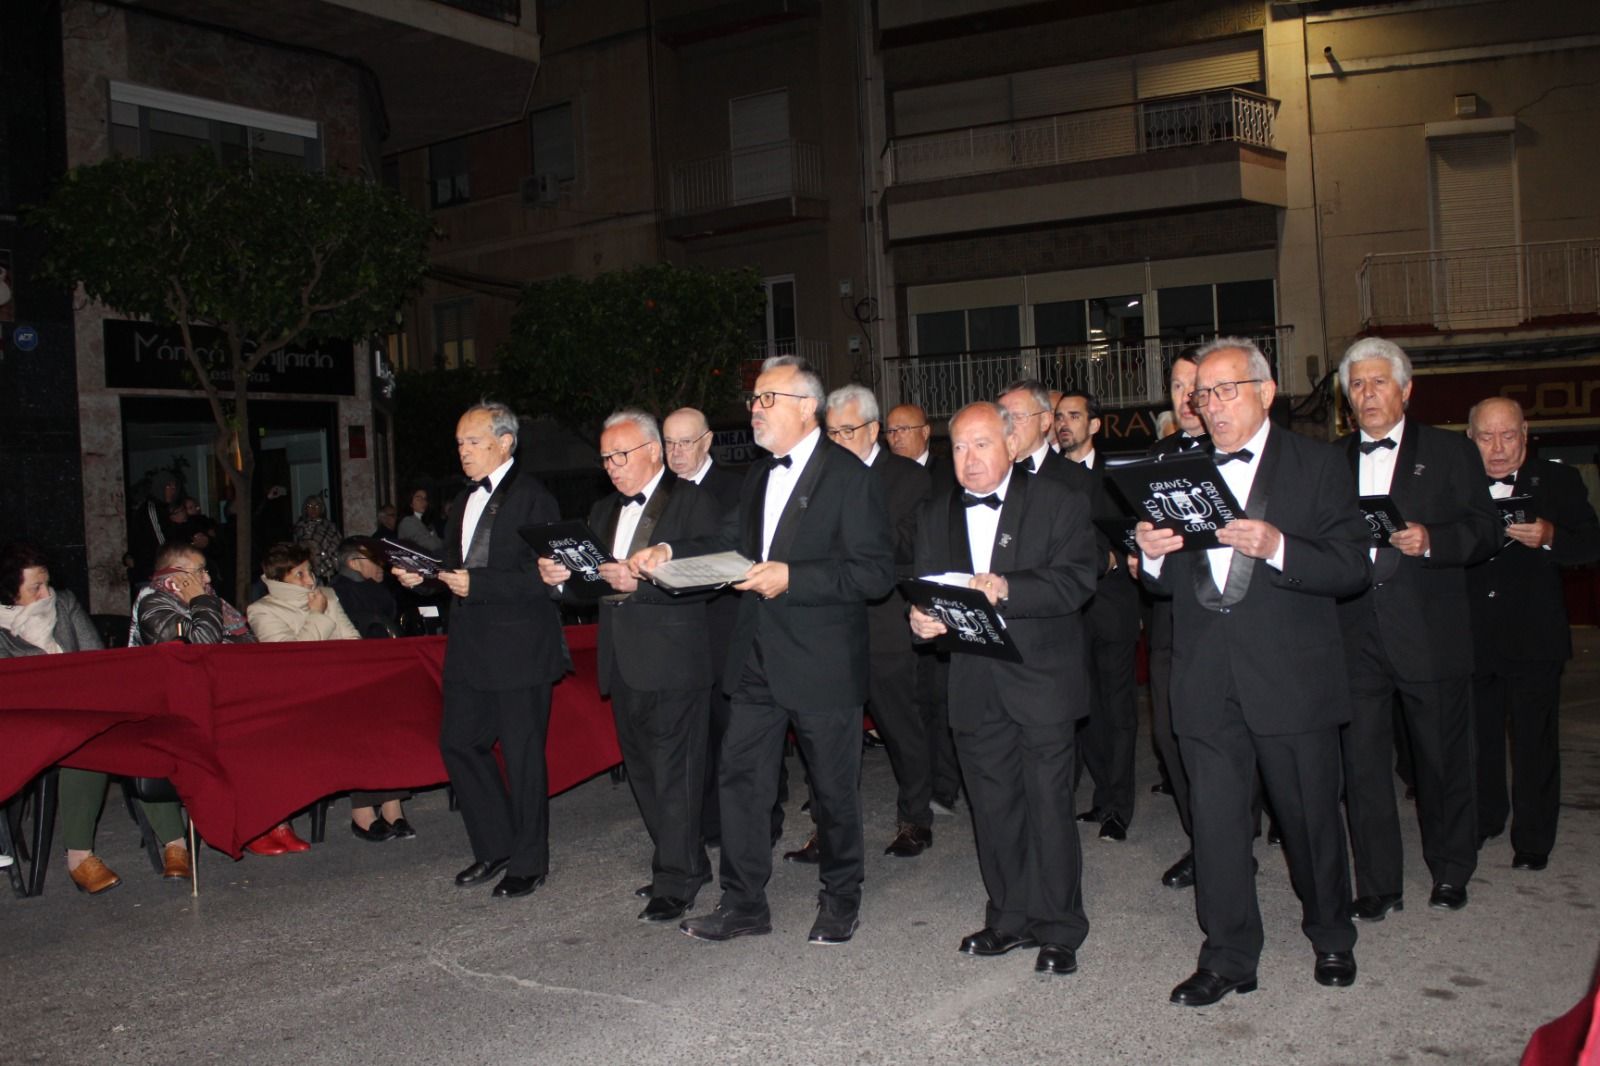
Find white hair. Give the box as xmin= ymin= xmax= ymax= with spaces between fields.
xmin=602 ymin=407 xmax=661 ymax=443
xmin=951 ymin=401 xmax=1014 ymax=437
xmin=465 ymin=400 xmax=520 ymax=452
xmin=1339 ymin=337 xmax=1413 ymax=394
xmin=825 ymin=383 xmax=880 ymax=423
xmin=1193 ymin=336 xmax=1273 ymax=382
xmin=760 ymin=355 xmax=824 ymax=404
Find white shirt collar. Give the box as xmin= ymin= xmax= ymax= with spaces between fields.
xmin=1078 ymin=448 xmax=1097 ymax=469
xmin=1231 ymin=418 xmax=1273 ymax=460
xmin=967 ymin=468 xmax=1014 ymax=502
xmin=1026 ymin=441 xmax=1051 ymax=471
xmin=914 ymin=449 xmax=930 ymax=467
xmin=864 ymin=442 xmax=881 ymax=467
xmin=631 ymin=466 xmax=666 ymax=505
xmin=1361 ymin=417 xmax=1405 ymax=446
xmin=686 ymin=455 xmax=713 ymax=483
xmin=480 ymin=457 xmax=514 ymax=492
xmin=775 ymin=426 xmax=823 ymax=470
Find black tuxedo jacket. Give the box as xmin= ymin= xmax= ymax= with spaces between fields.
xmin=1029 ymin=445 xmax=1092 ymax=493
xmin=695 ymin=461 xmax=745 ymax=517
xmin=1145 ymin=425 xmax=1371 ymax=737
xmin=444 ymin=461 xmax=567 ymax=691
xmin=1467 ymin=458 xmax=1600 ymax=667
xmin=586 ymin=471 xmax=724 ymax=695
xmin=673 ymin=435 xmax=895 ymax=709
xmin=1336 ymin=420 xmax=1500 ymax=682
xmin=914 ymin=471 xmax=1098 ymax=729
xmin=867 ymin=448 xmax=933 ymax=654
xmin=925 ymin=451 xmax=957 ymax=492
xmin=1079 ymin=452 xmax=1141 ymax=642
xmin=1149 ymin=432 xmax=1211 ymax=458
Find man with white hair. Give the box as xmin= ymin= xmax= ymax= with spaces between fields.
xmin=1334 ymin=338 xmax=1499 ymax=917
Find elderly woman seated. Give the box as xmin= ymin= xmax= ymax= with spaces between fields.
xmin=250 ymin=541 xmax=415 ymax=842
xmin=0 ymin=543 xmax=190 ymax=893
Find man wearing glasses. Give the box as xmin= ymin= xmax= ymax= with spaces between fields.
xmin=997 ymin=379 xmax=1090 ymax=494
xmin=1136 ymin=337 xmax=1369 ymax=1006
xmin=633 ymin=356 xmax=894 ymax=946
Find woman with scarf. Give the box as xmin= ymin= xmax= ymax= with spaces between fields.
xmin=0 ymin=543 xmax=190 ymax=893
xmin=292 ymin=494 xmax=344 ymax=584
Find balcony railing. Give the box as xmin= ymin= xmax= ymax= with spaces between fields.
xmin=433 ymin=0 xmax=521 ymax=23
xmin=884 ymin=329 xmax=1293 ymax=419
xmin=884 ymin=88 xmax=1277 ymax=187
xmin=744 ymin=338 xmax=830 ymax=389
xmin=670 ymin=141 xmax=824 ymax=216
xmin=1359 ymin=239 xmax=1600 ymax=332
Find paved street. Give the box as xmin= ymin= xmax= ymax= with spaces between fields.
xmin=5 ymin=632 xmax=1599 ymax=1066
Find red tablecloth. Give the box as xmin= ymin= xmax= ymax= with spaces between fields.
xmin=0 ymin=626 xmax=618 ymax=857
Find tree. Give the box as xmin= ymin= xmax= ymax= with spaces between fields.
xmin=496 ymin=264 xmax=765 ymax=439
xmin=32 ymin=153 xmax=432 ymax=605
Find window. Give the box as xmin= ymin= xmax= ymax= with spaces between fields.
xmin=913 ymin=306 xmax=1019 ymax=355
xmin=752 ymin=276 xmax=797 ymax=354
xmin=529 ymin=103 xmax=575 ymax=183
xmin=429 ymin=138 xmax=471 ymax=208
xmin=433 ymin=298 xmax=476 ymax=369
xmin=1154 ymin=279 xmax=1276 ymax=339
xmin=730 ymin=90 xmax=791 ymax=204
xmin=109 ymin=81 xmax=321 ymax=171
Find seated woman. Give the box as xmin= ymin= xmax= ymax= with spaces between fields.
xmin=133 ymin=541 xmax=312 ymax=857
xmin=0 ymin=543 xmax=189 ymax=893
xmin=251 ymin=542 xmax=414 ymax=842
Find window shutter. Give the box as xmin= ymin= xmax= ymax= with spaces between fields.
xmin=1135 ymin=37 xmax=1261 ymax=98
xmin=1429 ymin=133 xmax=1515 ymax=250
xmin=1010 ymin=57 xmax=1134 ymax=119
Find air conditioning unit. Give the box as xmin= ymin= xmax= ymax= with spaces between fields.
xmin=520 ymin=173 xmax=561 ymax=206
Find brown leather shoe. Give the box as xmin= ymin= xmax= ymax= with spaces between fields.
xmin=783 ymin=832 xmax=821 ymax=864
xmin=162 ymin=843 xmax=192 ymax=881
xmin=69 ymin=855 xmax=122 ymax=895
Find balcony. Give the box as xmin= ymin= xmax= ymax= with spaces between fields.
xmin=667 ymin=141 xmax=827 ymax=239
xmin=881 ymin=89 xmax=1285 ymax=242
xmin=743 ymin=338 xmax=830 ymax=389
xmin=884 ymin=329 xmax=1293 ymax=418
xmin=1359 ymin=240 xmax=1600 ymax=335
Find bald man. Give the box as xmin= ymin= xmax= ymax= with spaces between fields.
xmin=1465 ymin=397 xmax=1600 ymax=871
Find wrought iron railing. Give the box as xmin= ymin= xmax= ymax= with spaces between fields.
xmin=883 ymin=329 xmax=1293 ymax=418
xmin=1359 ymin=239 xmax=1600 ymax=331
xmin=670 ymin=141 xmax=824 ymax=216
xmin=743 ymin=338 xmax=830 ymax=389
xmin=884 ymin=88 xmax=1277 ymax=187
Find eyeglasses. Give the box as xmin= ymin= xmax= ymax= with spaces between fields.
xmin=1191 ymin=379 xmax=1263 ymax=407
xmin=826 ymin=420 xmax=877 ymax=441
xmin=173 ymin=567 xmax=209 ymax=576
xmin=745 ymin=390 xmax=811 ymax=410
xmin=662 ymin=430 xmax=710 ymax=451
xmin=598 ymin=442 xmax=654 ymax=469
xmin=883 ymin=423 xmax=927 ymax=437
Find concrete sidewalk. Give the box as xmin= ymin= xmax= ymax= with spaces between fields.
xmin=4 ymin=633 xmax=1598 ymax=1066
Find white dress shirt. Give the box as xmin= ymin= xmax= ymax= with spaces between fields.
xmin=1024 ymin=441 xmax=1051 ymax=473
xmin=612 ymin=467 xmax=665 ymax=558
xmin=964 ymin=469 xmax=1012 ymax=574
xmin=460 ymin=457 xmax=514 ymax=555
xmin=761 ymin=427 xmax=822 ymax=561
xmin=1358 ymin=417 xmax=1405 ymax=496
xmin=862 ymin=442 xmax=881 ymax=467
xmin=1078 ymin=448 xmax=1097 ymax=470
xmin=914 ymin=450 xmax=930 ymax=467
xmin=686 ymin=455 xmax=713 ymax=484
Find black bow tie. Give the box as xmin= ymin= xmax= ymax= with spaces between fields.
xmin=1180 ymin=436 xmax=1204 ymax=452
xmin=768 ymin=454 xmax=792 ymax=470
xmin=1360 ymin=438 xmax=1397 ymax=455
xmin=962 ymin=492 xmax=1002 ymax=510
xmin=475 ymin=478 xmax=494 ymax=493
xmin=1491 ymin=475 xmax=1516 ymax=487
xmin=623 ymin=492 xmax=647 ymax=506
xmin=1023 ymin=455 xmax=1037 ymax=472
xmin=1214 ymin=449 xmax=1254 ymax=466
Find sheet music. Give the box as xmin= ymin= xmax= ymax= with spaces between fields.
xmin=650 ymin=551 xmax=756 ymax=590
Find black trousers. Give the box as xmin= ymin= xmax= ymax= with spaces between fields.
xmin=956 ymin=699 xmax=1087 ymax=948
xmin=718 ymin=644 xmax=864 ymax=913
xmin=1342 ymin=624 xmax=1478 ymax=894
xmin=1474 ymin=662 xmax=1563 ymax=858
xmin=1147 ymin=630 xmax=1193 ymax=835
xmin=869 ymin=646 xmax=932 ymax=829
xmin=915 ymin=647 xmax=963 ymax=804
xmin=612 ymin=678 xmax=713 ymax=901
xmin=440 ymin=681 xmax=552 ymax=878
xmin=1180 ymin=706 xmax=1353 ymax=981
xmin=1077 ymin=634 xmax=1139 ymax=824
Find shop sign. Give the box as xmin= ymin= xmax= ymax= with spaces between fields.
xmin=103 ymin=319 xmax=355 ymax=395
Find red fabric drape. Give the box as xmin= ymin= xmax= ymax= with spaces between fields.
xmin=0 ymin=626 xmax=617 ymax=857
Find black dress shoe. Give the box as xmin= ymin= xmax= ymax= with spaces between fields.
xmin=783 ymin=833 xmax=820 ymax=864
xmin=1267 ymin=824 xmax=1283 ymax=847
xmin=1075 ymin=807 xmax=1106 ymax=824
xmin=1351 ymin=892 xmax=1404 ymax=921
xmin=1170 ymin=969 xmax=1257 ymax=1007
xmin=862 ymin=730 xmax=886 ymax=749
xmin=1513 ymin=852 xmax=1548 ymax=871
xmin=491 ymin=873 xmax=545 ymax=899
xmin=959 ymin=927 xmax=1038 ymax=957
xmin=350 ymin=818 xmax=394 ymax=843
xmin=808 ymin=900 xmax=860 ymax=945
xmin=680 ymin=906 xmax=772 ymax=941
xmin=1161 ymin=852 xmax=1196 ymax=889
xmin=1429 ymin=883 xmax=1468 ymax=910
xmin=1151 ymin=780 xmax=1174 ymax=796
xmin=1035 ymin=944 xmax=1077 ymax=975
xmin=884 ymin=824 xmax=932 ymax=857
xmin=634 ymin=883 xmax=654 ymax=899
xmin=454 ymin=857 xmax=508 ymax=887
xmin=638 ymin=896 xmax=690 ymax=922
xmin=1099 ymin=815 xmax=1127 ymax=842
xmin=388 ymin=818 xmax=417 ymax=840
xmin=1314 ymin=951 xmax=1357 ymax=987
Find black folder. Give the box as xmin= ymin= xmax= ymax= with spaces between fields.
xmin=1495 ymin=494 xmax=1537 ymax=528
xmin=378 ymin=537 xmax=443 ymax=579
xmin=899 ymin=578 xmax=1022 ymax=662
xmin=519 ymin=521 xmax=615 ymax=596
xmin=1106 ymin=451 xmax=1244 ymax=552
xmin=1093 ymin=516 xmax=1140 ymax=556
xmin=1358 ymin=495 xmax=1406 ymax=545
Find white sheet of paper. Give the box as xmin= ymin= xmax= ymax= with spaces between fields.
xmin=651 ymin=551 xmax=756 ymax=590
xmin=920 ymin=571 xmax=975 ymax=588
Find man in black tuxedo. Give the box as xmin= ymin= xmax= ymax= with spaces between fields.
xmin=1054 ymin=390 xmax=1141 ymax=842
xmin=909 ymin=402 xmax=1098 ymax=975
xmin=824 ymin=385 xmax=934 ymax=857
xmin=885 ymin=402 xmax=963 ymax=815
xmin=1144 ymin=350 xmax=1210 ymax=888
xmin=662 ymin=406 xmax=754 ymax=849
xmin=997 ymin=379 xmax=1091 ymax=494
xmin=1137 ymin=338 xmax=1369 ymax=1006
xmin=393 ymin=402 xmax=566 ymax=900
xmin=1466 ymin=397 xmax=1600 ymax=871
xmin=634 ymin=356 xmax=894 ymax=945
xmin=1335 ymin=338 xmax=1499 ymax=917
xmin=538 ymin=409 xmax=723 ymax=923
